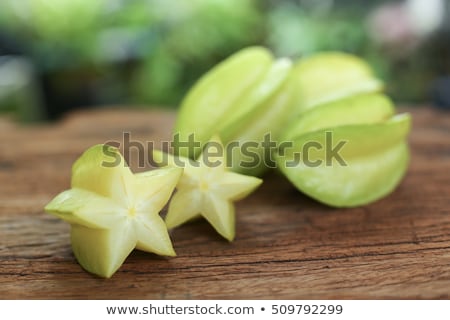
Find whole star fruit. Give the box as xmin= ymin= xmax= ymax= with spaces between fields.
xmin=173 ymin=46 xmax=295 ymax=176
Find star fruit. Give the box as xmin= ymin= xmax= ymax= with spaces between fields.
xmin=152 ymin=137 xmax=262 ymax=241
xmin=276 ymin=93 xmax=411 ymax=207
xmin=173 ymin=46 xmax=295 ymax=176
xmin=45 ymin=144 xmax=182 ymax=278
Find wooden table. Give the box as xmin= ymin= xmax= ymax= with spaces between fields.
xmin=0 ymin=107 xmax=449 ymax=299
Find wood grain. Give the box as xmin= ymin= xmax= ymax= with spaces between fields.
xmin=0 ymin=107 xmax=449 ymax=299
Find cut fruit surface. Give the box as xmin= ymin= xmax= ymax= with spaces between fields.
xmin=45 ymin=144 xmax=182 ymax=277
xmin=153 ymin=137 xmax=262 ymax=241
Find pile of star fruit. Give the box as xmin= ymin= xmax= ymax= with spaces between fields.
xmin=45 ymin=47 xmax=411 ymax=278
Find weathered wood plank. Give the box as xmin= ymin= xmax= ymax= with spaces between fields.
xmin=0 ymin=107 xmax=449 ymax=299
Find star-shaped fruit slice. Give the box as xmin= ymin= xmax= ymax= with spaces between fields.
xmin=45 ymin=144 xmax=183 ymax=278
xmin=152 ymin=138 xmax=262 ymax=241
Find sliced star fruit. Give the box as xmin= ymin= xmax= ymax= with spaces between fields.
xmin=45 ymin=144 xmax=182 ymax=278
xmin=281 ymin=93 xmax=395 ymax=141
xmin=152 ymin=137 xmax=262 ymax=241
xmin=291 ymin=52 xmax=384 ymax=114
xmin=173 ymin=46 xmax=294 ymax=175
xmin=276 ymin=114 xmax=411 ymax=207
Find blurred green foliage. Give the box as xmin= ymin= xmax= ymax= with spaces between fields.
xmin=0 ymin=0 xmax=263 ymax=110
xmin=0 ymin=0 xmax=446 ymax=119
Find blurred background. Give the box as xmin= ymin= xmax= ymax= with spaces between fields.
xmin=0 ymin=0 xmax=449 ymax=122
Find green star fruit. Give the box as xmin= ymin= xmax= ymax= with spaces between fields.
xmin=45 ymin=144 xmax=183 ymax=278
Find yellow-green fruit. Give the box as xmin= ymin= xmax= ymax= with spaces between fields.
xmin=45 ymin=145 xmax=182 ymax=278
xmin=276 ymin=114 xmax=411 ymax=207
xmin=291 ymin=52 xmax=383 ymax=114
xmin=173 ymin=46 xmax=295 ymax=176
xmin=282 ymin=93 xmax=395 ymax=141
xmin=153 ymin=137 xmax=262 ymax=241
